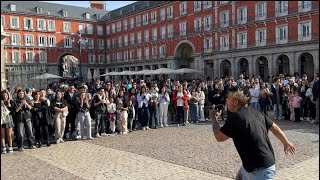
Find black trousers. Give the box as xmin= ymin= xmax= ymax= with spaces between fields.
xmin=64 ymin=112 xmax=76 ymax=135
xmin=294 ymin=108 xmax=301 ymax=122
xmin=176 ymin=106 xmax=184 ymax=124
xmin=33 ymin=117 xmax=49 ymax=143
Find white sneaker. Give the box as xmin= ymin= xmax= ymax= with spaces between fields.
xmin=146 ymin=126 xmax=150 ymax=130
xmin=164 ymin=124 xmax=168 ymax=127
xmin=160 ymin=124 xmax=164 ymax=128
xmin=101 ymin=133 xmax=108 ymax=136
xmin=142 ymin=127 xmax=146 ymax=130
xmin=87 ymin=137 xmax=94 ymax=140
xmin=72 ymin=132 xmax=78 ymax=139
xmin=123 ymin=132 xmax=127 ymax=134
xmin=59 ymin=138 xmax=64 ymax=143
xmin=95 ymin=133 xmax=101 ymax=138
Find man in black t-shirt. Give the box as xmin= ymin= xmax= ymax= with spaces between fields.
xmin=210 ymin=89 xmax=295 ymax=180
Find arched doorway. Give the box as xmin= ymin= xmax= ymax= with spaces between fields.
xmin=276 ymin=54 xmax=290 ymax=75
xmin=256 ymin=56 xmax=269 ymax=82
xmin=220 ymin=60 xmax=231 ymax=78
xmin=59 ymin=54 xmax=79 ymax=78
xmin=238 ymin=58 xmax=249 ymax=78
xmin=298 ymin=52 xmax=314 ymax=80
xmin=174 ymin=41 xmax=195 ymax=69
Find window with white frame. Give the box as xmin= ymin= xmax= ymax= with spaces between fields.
xmin=10 ymin=17 xmax=19 ymax=29
xmin=4 ymin=50 xmax=7 ymax=63
xmin=106 ymin=54 xmax=110 ymax=63
xmin=136 ymin=16 xmax=141 ymax=27
xmin=85 ymin=13 xmax=90 ymax=19
xmin=117 ymin=21 xmax=121 ymax=32
xmin=124 ymin=35 xmax=128 ymax=46
xmin=10 ymin=4 xmax=16 ymax=11
xmin=97 ymin=25 xmax=103 ymax=35
xmin=25 ymin=52 xmax=34 ymax=63
xmin=130 ymin=50 xmax=134 ymax=60
xmin=24 ymin=18 xmax=33 ymax=30
xmin=64 ymin=37 xmax=72 ymax=48
xmin=151 ymin=11 xmax=157 ymax=23
xmin=204 ymin=38 xmax=212 ymax=52
xmin=87 ymin=24 xmax=93 ymax=35
xmin=159 ymin=45 xmax=166 ymax=57
xmin=63 ymin=22 xmax=71 ymax=33
xmin=117 ymin=52 xmax=122 ymax=61
xmin=152 ymin=46 xmax=157 ymax=58
xmin=220 ymin=35 xmax=229 ymax=51
xmin=203 ymin=1 xmax=212 ymax=9
xmin=298 ymin=21 xmax=311 ymax=41
xmin=39 ymin=52 xmax=47 ymax=63
xmin=98 ymin=54 xmax=104 ymax=64
xmin=11 ymin=34 xmax=20 ymax=45
xmin=180 ymin=22 xmax=187 ymax=36
xmin=144 ymin=30 xmax=149 ymax=42
xmin=167 ymin=6 xmax=173 ymax=19
xmin=160 ymin=9 xmax=166 ymax=21
xmin=87 ymin=38 xmax=94 ymax=49
xmin=220 ymin=1 xmax=229 ymax=5
xmin=25 ymin=34 xmax=34 ymax=46
xmin=145 ymin=47 xmax=149 ymax=59
xmin=78 ymin=24 xmax=85 ymax=34
xmin=37 ymin=19 xmax=46 ymax=31
xmin=47 ymin=20 xmax=55 ymax=31
xmin=167 ymin=25 xmax=173 ymax=38
xmin=38 ymin=35 xmax=46 ymax=47
xmin=238 ymin=7 xmax=247 ymax=24
xmin=106 ymin=25 xmax=110 ymax=34
xmin=137 ymin=49 xmax=142 ymax=60
xmin=36 ymin=7 xmax=43 ymax=14
xmin=89 ymin=54 xmax=95 ymax=64
xmin=255 ymin=28 xmax=266 ymax=46
xmin=276 ymin=1 xmax=288 ymax=17
xmin=130 ymin=33 xmax=135 ymax=45
xmin=130 ymin=18 xmax=134 ymax=28
xmin=106 ymin=39 xmax=111 ymax=49
xmin=123 ymin=51 xmax=128 ymax=61
xmin=194 ymin=1 xmax=202 ymax=12
xmin=48 ymin=36 xmax=56 ymax=47
xmin=137 ymin=32 xmax=142 ymax=43
xmin=111 ymin=23 xmax=116 ymax=33
xmin=298 ymin=1 xmax=311 ymax=12
xmin=118 ymin=36 xmax=122 ymax=47
xmin=256 ymin=2 xmax=266 ymax=20
xmin=204 ymin=15 xmax=212 ymax=31
xmin=194 ymin=18 xmax=201 ymax=32
xmin=161 ymin=26 xmax=166 ymax=39
xmin=152 ymin=28 xmax=157 ymax=41
xmin=237 ymin=32 xmax=247 ymax=49
xmin=12 ymin=51 xmax=20 ymax=63
xmin=180 ymin=2 xmax=187 ymax=16
xmin=1 ymin=16 xmax=5 ymax=29
xmin=143 ymin=14 xmax=149 ymax=25
xmin=220 ymin=11 xmax=229 ymax=27
xmin=276 ymin=25 xmax=288 ymax=44
xmin=123 ymin=20 xmax=127 ymax=30
xmin=98 ymin=39 xmax=104 ymax=49
xmin=62 ymin=10 xmax=68 ymax=17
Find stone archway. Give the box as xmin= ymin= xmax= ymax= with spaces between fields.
xmin=59 ymin=53 xmax=79 ymax=77
xmin=256 ymin=56 xmax=269 ymax=82
xmin=298 ymin=52 xmax=314 ymax=80
xmin=238 ymin=58 xmax=249 ymax=78
xmin=220 ymin=60 xmax=231 ymax=78
xmin=276 ymin=54 xmax=290 ymax=75
xmin=174 ymin=40 xmax=195 ymax=69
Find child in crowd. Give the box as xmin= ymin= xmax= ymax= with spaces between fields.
xmin=107 ymin=97 xmax=117 ymax=134
xmin=292 ymin=90 xmax=303 ymax=123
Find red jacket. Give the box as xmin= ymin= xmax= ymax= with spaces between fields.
xmin=172 ymin=90 xmax=189 ymax=110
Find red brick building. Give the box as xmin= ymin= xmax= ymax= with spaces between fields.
xmin=1 ymin=1 xmax=319 ymax=88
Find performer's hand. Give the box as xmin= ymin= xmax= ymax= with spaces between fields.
xmin=284 ymin=142 xmax=295 ymax=155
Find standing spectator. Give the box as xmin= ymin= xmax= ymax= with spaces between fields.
xmin=189 ymin=90 xmax=199 ymax=123
xmin=127 ymin=87 xmax=138 ymax=130
xmin=182 ymin=84 xmax=191 ymax=124
xmin=127 ymin=99 xmax=136 ymax=132
xmin=196 ymin=86 xmax=205 ymax=122
xmin=92 ymin=87 xmax=108 ymax=138
xmin=24 ymin=88 xmax=33 ymax=102
xmin=259 ymin=83 xmax=273 ymax=116
xmin=1 ymin=90 xmax=14 ymax=154
xmin=137 ymin=86 xmax=151 ymax=130
xmin=311 ymin=73 xmax=319 ymax=125
xmin=13 ymin=89 xmax=36 ymax=151
xmin=249 ymin=83 xmax=260 ymax=109
xmin=52 ymin=91 xmax=68 ymax=144
xmin=31 ymin=91 xmax=50 ymax=147
xmin=172 ymin=85 xmax=188 ymax=126
xmin=64 ymin=85 xmax=77 ymax=140
xmin=118 ymin=98 xmax=128 ymax=134
xmin=149 ymin=85 xmax=159 ymax=129
xmin=158 ymin=86 xmax=170 ymax=127
xmin=271 ymin=77 xmax=284 ymax=120
xmin=75 ymin=92 xmax=93 ymax=140
xmin=107 ymin=97 xmax=117 ymax=134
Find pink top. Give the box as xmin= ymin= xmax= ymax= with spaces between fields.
xmin=288 ymin=95 xmax=294 ymax=106
xmin=292 ymin=96 xmax=302 ymax=108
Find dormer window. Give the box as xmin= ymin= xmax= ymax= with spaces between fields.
xmin=36 ymin=7 xmax=43 ymax=14
xmin=61 ymin=10 xmax=68 ymax=17
xmin=85 ymin=13 xmax=90 ymax=19
xmin=96 ymin=14 xmax=101 ymax=20
xmin=10 ymin=4 xmax=16 ymax=11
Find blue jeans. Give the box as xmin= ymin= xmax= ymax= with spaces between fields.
xmin=251 ymin=102 xmax=259 ymax=109
xmin=273 ymin=104 xmax=283 ymax=120
xmin=238 ymin=164 xmax=276 ymax=180
xmin=189 ymin=104 xmax=198 ymax=122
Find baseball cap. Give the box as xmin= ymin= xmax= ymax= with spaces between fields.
xmin=25 ymin=88 xmax=32 ymax=93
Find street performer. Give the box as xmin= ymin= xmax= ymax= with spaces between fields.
xmin=211 ymin=87 xmax=295 ymax=180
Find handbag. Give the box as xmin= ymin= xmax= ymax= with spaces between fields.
xmin=1 ymin=102 xmax=13 ymax=125
xmin=62 ymin=111 xmax=69 ymax=117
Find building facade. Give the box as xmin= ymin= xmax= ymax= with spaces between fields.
xmin=1 ymin=1 xmax=319 ymax=88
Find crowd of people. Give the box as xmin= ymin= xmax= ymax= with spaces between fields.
xmin=1 ymin=72 xmax=319 ymax=154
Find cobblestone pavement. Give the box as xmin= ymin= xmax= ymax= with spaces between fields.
xmin=1 ymin=116 xmax=318 ymax=180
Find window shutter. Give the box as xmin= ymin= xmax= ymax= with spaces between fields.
xmin=244 ymin=8 xmax=247 ymax=22
xmin=237 ymin=33 xmax=240 ymax=48
xmin=276 ymin=27 xmax=279 ymax=43
xmin=237 ymin=8 xmax=240 ymax=23
xmin=298 ymin=23 xmax=301 ymax=40
xmin=255 ymin=30 xmax=258 ymax=44
xmin=209 ymin=38 xmax=212 ymax=49
xmin=220 ymin=36 xmax=223 ymax=49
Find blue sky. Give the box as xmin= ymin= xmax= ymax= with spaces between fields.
xmin=42 ymin=1 xmax=136 ymax=11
